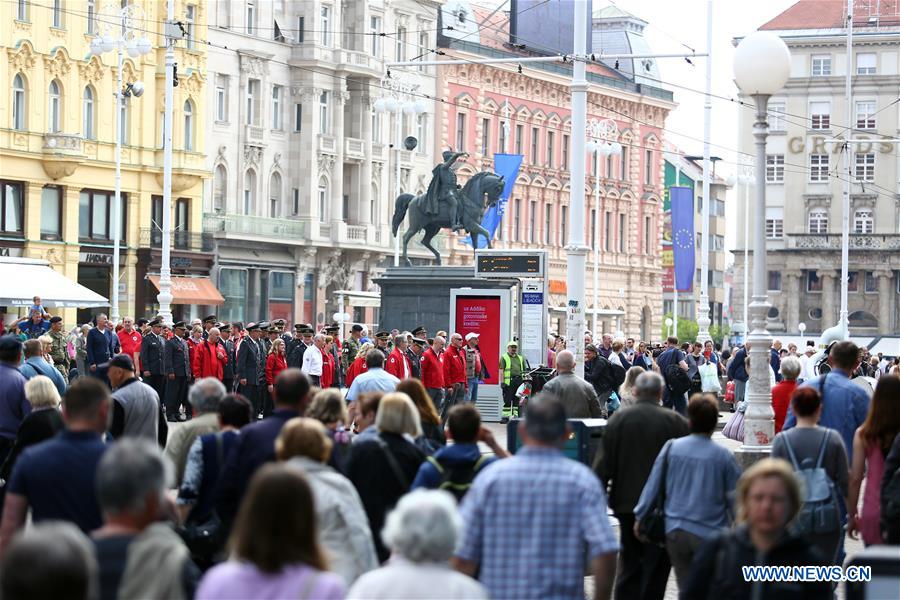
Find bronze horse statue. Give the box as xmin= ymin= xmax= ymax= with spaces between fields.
xmin=391 ymin=171 xmax=505 ymax=266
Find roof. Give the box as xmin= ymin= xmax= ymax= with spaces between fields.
xmin=760 ymin=0 xmax=900 ymax=31
xmin=0 ymin=258 xmax=109 ymax=308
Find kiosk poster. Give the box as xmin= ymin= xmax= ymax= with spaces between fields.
xmin=454 ymin=296 xmax=501 ymax=385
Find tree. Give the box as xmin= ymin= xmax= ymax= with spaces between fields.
xmin=709 ymin=323 xmax=731 ymax=345
xmin=660 ymin=313 xmax=698 ymax=344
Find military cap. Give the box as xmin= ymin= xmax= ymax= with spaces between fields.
xmin=219 ymin=323 xmax=232 ymax=332
xmin=267 ymin=326 xmax=280 ymax=334
xmin=203 ymin=315 xmax=217 ymax=324
xmin=172 ymin=321 xmax=187 ymax=330
xmin=412 ymin=337 xmax=428 ymax=346
xmin=325 ymin=324 xmax=339 ymax=333
xmin=148 ymin=318 xmax=162 ymax=327
xmin=300 ymin=325 xmax=315 ymax=335
xmin=294 ymin=323 xmax=305 ymax=331
xmin=273 ymin=319 xmax=286 ymax=327
xmin=257 ymin=321 xmax=271 ymax=330
xmin=412 ymin=326 xmax=427 ymax=336
xmin=49 ymin=316 xmax=63 ymax=324
xmin=351 ymin=324 xmax=364 ymax=333
xmin=245 ymin=322 xmax=259 ymax=332
xmin=375 ymin=330 xmax=391 ymax=340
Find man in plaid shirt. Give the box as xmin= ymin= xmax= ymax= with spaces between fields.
xmin=453 ymin=394 xmax=619 ymax=600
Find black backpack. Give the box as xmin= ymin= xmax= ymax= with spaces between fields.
xmin=590 ymin=356 xmax=625 ymax=393
xmin=426 ymin=455 xmax=490 ymax=501
xmin=663 ymin=352 xmax=692 ymax=396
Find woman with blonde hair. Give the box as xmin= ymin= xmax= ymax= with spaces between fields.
xmin=617 ymin=366 xmax=645 ymax=407
xmin=346 ymin=342 xmax=374 ymax=388
xmin=681 ymin=459 xmax=831 ymax=598
xmin=307 ymin=388 xmax=352 ymax=473
xmin=37 ymin=335 xmax=53 ymax=365
xmin=346 ymin=392 xmax=425 ymax=562
xmin=276 ymin=418 xmax=378 ymax=586
xmin=396 ymin=378 xmax=444 ymax=454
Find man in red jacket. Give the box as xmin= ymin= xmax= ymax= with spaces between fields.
xmin=385 ymin=334 xmax=412 ymax=380
xmin=421 ymin=336 xmax=446 ymax=414
xmin=442 ymin=333 xmax=467 ymax=420
xmin=192 ymin=327 xmax=227 ymax=381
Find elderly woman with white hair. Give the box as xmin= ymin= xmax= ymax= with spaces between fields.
xmin=346 ymin=489 xmax=488 ymax=599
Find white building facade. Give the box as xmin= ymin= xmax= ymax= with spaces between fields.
xmin=204 ymin=0 xmax=440 ymax=328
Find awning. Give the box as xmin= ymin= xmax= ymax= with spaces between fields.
xmin=549 ymin=306 xmax=626 ymax=316
xmin=867 ymin=338 xmax=900 ymax=357
xmin=334 ymin=290 xmax=381 ymax=308
xmin=0 ymin=258 xmax=108 ymax=308
xmin=148 ymin=276 xmax=224 ymax=306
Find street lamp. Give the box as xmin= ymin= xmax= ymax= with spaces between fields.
xmin=665 ymin=317 xmax=673 ymax=339
xmin=585 ymin=118 xmax=622 ymax=336
xmin=733 ymin=31 xmax=791 ymax=452
xmin=798 ymin=321 xmax=807 ymax=346
xmin=91 ymin=3 xmax=152 ymax=325
xmin=375 ymin=72 xmax=426 ymax=267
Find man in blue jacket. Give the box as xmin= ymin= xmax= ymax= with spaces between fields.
xmin=19 ymin=339 xmax=67 ymax=395
xmin=86 ymin=314 xmax=111 ymax=384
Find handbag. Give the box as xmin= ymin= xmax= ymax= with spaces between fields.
xmin=722 ymin=408 xmax=745 ymax=442
xmin=700 ymin=363 xmax=722 ymax=393
xmin=638 ymin=442 xmax=671 ymax=546
xmin=178 ymin=434 xmax=226 ymax=558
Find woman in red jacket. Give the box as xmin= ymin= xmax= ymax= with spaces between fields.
xmin=345 ymin=342 xmax=374 ymax=388
xmin=265 ymin=338 xmax=288 ymax=394
xmin=192 ymin=328 xmax=227 ymax=381
xmin=320 ymin=336 xmax=335 ymax=388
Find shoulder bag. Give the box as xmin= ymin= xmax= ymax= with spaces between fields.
xmin=638 ymin=442 xmax=671 ymax=546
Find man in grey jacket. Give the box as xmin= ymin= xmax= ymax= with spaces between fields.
xmin=105 ymin=354 xmax=166 ymax=447
xmin=541 ymin=350 xmax=602 ymax=419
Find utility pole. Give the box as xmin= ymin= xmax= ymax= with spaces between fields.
xmin=696 ymin=0 xmax=714 ymax=343
xmin=156 ymin=0 xmax=178 ymax=326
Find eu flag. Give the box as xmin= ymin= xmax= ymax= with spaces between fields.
xmin=670 ymin=186 xmax=695 ymax=292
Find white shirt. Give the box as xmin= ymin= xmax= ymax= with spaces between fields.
xmin=347 ymin=558 xmax=488 ymax=600
xmin=301 ymin=345 xmax=323 ymax=376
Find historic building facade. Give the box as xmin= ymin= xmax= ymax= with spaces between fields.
xmin=1 ymin=0 xmax=213 ymax=324
xmin=734 ymin=0 xmax=900 ymax=337
xmin=204 ymin=0 xmax=440 ymax=329
xmin=436 ymin=4 xmax=675 ymax=340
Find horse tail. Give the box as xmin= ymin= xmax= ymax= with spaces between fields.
xmin=392 ymin=193 xmax=414 ymax=236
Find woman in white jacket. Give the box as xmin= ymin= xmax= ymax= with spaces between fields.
xmin=276 ymin=417 xmax=378 ymax=586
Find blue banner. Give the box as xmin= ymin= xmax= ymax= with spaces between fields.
xmin=463 ymin=153 xmax=523 ymax=248
xmin=670 ymin=186 xmax=695 ymax=292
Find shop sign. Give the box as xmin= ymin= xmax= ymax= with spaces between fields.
xmin=79 ymin=252 xmax=112 ymax=265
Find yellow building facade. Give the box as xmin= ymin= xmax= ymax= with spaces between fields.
xmin=1 ymin=0 xmax=212 ymax=325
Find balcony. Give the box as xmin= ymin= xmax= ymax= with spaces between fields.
xmin=41 ymin=132 xmax=84 ymax=180
xmin=139 ymin=228 xmax=214 ymax=252
xmin=245 ymin=124 xmax=265 ymax=143
xmin=289 ymin=46 xmax=381 ymax=76
xmin=345 ymin=137 xmax=365 ymax=161
xmin=318 ymin=135 xmax=337 ymax=154
xmin=371 ymin=144 xmax=386 ymax=161
xmin=346 ymin=224 xmax=367 ymax=243
xmin=203 ymin=214 xmax=307 ymax=242
xmin=786 ymin=233 xmax=900 ymax=251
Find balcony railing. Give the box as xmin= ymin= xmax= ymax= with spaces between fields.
xmin=346 ymin=225 xmax=367 ymax=242
xmin=787 ymin=233 xmax=900 ymax=251
xmin=203 ymin=214 xmax=307 ymax=240
xmin=139 ymin=228 xmax=214 ymax=252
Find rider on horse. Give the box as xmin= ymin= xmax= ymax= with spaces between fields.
xmin=423 ymin=150 xmax=468 ymax=232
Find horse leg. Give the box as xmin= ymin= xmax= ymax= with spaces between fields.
xmin=476 ymin=224 xmax=493 ymax=249
xmin=421 ymin=225 xmax=442 ymax=265
xmin=402 ymin=211 xmax=420 ymax=267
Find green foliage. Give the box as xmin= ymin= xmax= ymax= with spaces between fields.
xmin=709 ymin=323 xmax=731 ymax=344
xmin=660 ymin=313 xmax=698 ymax=344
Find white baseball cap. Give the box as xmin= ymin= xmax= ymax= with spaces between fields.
xmin=465 ymin=332 xmax=480 ymax=341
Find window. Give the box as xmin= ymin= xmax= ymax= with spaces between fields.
xmin=544 ymin=203 xmax=552 ymax=244
xmin=854 ymin=209 xmax=874 ymax=234
xmin=243 ymin=170 xmax=256 ymax=214
xmin=220 ymin=268 xmax=247 ymax=323
xmin=865 ymin=271 xmax=877 ymax=293
xmin=455 ymin=113 xmax=466 ymax=151
xmin=185 ymin=5 xmax=195 ymax=49
xmin=292 ymin=188 xmax=299 ymax=215
xmin=604 ymin=211 xmax=612 ymax=251
xmin=294 ymin=103 xmax=302 ymax=132
xmin=645 ymin=149 xmax=653 ymax=184
xmin=481 ymin=118 xmax=490 ymax=155
xmin=546 ymin=131 xmax=555 ymax=167
xmin=82 ymin=86 xmax=95 ymax=139
xmin=213 ymin=165 xmax=226 ymax=211
xmin=618 ymin=213 xmax=626 ymax=252
xmin=808 ymin=208 xmax=828 ymax=233
xmin=768 ymin=102 xmax=786 ymax=131
xmin=562 ymin=134 xmax=569 ymax=169
xmin=52 ymin=0 xmax=62 ymax=27
xmin=118 ymin=95 xmax=128 ymax=144
xmin=1 ymin=182 xmax=24 ymax=234
xmin=528 ymin=201 xmax=536 ymax=243
xmin=48 ymin=80 xmax=61 ymax=133
xmin=269 ymin=173 xmax=282 ymax=218
xmin=87 ymin=0 xmax=97 ymax=33
xmin=271 ymin=86 xmax=282 ymax=129
xmin=811 ymin=55 xmax=831 ymax=76
xmin=848 ymin=271 xmax=859 ymax=292
xmin=395 ymin=27 xmax=406 ymax=61
xmin=246 ymin=1 xmax=256 ymax=35
xmin=78 ymin=190 xmax=125 ymax=241
xmin=319 ymin=5 xmax=331 ymax=46
xmin=12 ymin=75 xmax=25 ymax=131
xmin=810 ymin=101 xmax=830 ymax=129
xmin=16 ymin=0 xmax=27 ymax=21
xmin=317 ymin=178 xmax=328 ymax=221
xmin=561 ymin=206 xmax=568 ymax=246
xmin=416 ymin=114 xmax=427 ymax=153
xmin=855 ymin=153 xmax=875 ymax=182
xmin=857 ymin=53 xmax=876 ymax=75
xmin=768 ymin=271 xmax=782 ymax=291
xmin=418 ymin=33 xmax=429 ymax=71
xmin=183 ymin=100 xmax=193 ymax=150
xmin=40 ymin=186 xmax=61 ymax=239
xmin=590 ymin=209 xmax=597 ymax=249
xmin=644 ymin=216 xmax=652 ymax=254
xmin=530 ymin=127 xmax=539 ymax=163
xmin=498 ymin=121 xmax=508 ymax=153
xmin=514 ymin=199 xmax=521 ymax=241
xmin=620 ymin=147 xmax=628 ymax=180
xmin=807 ymin=271 xmax=823 ymax=292
xmin=809 ymin=154 xmax=829 ymax=182
xmin=295 ymin=16 xmax=304 ymax=43
xmin=318 ymin=91 xmax=329 ymax=134
xmin=856 ymin=101 xmax=876 ymax=129
xmin=174 ymin=198 xmax=189 ymax=248
xmin=515 ymin=124 xmax=524 ymax=155
xmin=246 ymin=79 xmax=259 ymax=125
xmin=370 ymin=16 xmax=382 ymax=56
xmin=765 ymin=207 xmax=783 ymax=239
xmin=766 ymin=154 xmax=784 ymax=182
xmin=215 ymin=84 xmax=226 ymax=121
xmin=606 ymin=153 xmax=614 ymax=178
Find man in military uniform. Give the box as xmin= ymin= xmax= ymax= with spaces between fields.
xmin=201 ymin=315 xmax=217 ymax=339
xmin=375 ymin=331 xmax=391 ymax=359
xmin=220 ymin=323 xmax=236 ymax=393
xmin=411 ymin=326 xmax=428 ymax=340
xmin=288 ymin=324 xmax=314 ymax=369
xmin=408 ymin=337 xmax=426 ymax=380
xmin=164 ymin=321 xmax=192 ymax=422
xmin=140 ymin=318 xmax=167 ymax=404
xmin=47 ymin=316 xmax=69 ymax=381
xmin=342 ymin=324 xmax=363 ymax=373
xmin=257 ymin=321 xmax=272 ymax=354
xmin=237 ymin=323 xmax=265 ymax=418
xmin=424 ymin=150 xmax=468 ymax=232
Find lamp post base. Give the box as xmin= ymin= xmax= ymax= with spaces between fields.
xmin=743 ymin=295 xmax=774 ymax=448
xmin=733 ymin=445 xmax=772 ymax=471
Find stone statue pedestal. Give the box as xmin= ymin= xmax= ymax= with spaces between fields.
xmin=375 ymin=266 xmax=517 ymax=333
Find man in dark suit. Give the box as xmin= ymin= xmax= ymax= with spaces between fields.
xmin=286 ymin=324 xmax=312 ymax=369
xmin=236 ymin=323 xmax=264 ymax=417
xmin=164 ymin=322 xmax=191 ymax=422
xmin=86 ymin=313 xmax=111 ymax=384
xmin=139 ymin=317 xmax=166 ymax=405
xmin=221 ymin=323 xmax=236 ymax=393
xmin=201 ymin=314 xmax=217 ymax=339
xmin=215 ymin=369 xmax=311 ymax=527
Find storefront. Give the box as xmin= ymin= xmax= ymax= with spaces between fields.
xmin=76 ymin=249 xmax=125 ymax=324
xmin=214 ymin=245 xmax=297 ymax=326
xmin=136 ymin=240 xmax=218 ymax=322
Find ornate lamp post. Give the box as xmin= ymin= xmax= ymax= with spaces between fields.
xmin=733 ymin=31 xmax=791 ymax=455
xmin=585 ymin=119 xmax=622 ymax=335
xmin=90 ymin=3 xmax=152 ymax=324
xmin=374 ymin=72 xmax=427 ymax=267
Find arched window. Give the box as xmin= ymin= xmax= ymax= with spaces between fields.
xmin=12 ymin=74 xmax=25 ymax=130
xmin=269 ymin=172 xmax=282 ymax=217
xmin=318 ymin=177 xmax=329 ymax=222
xmin=243 ymin=169 xmax=256 ymax=215
xmin=48 ymin=79 xmax=61 ymax=133
xmin=808 ymin=208 xmax=828 ymax=233
xmin=183 ymin=100 xmax=194 ymax=150
xmin=213 ymin=165 xmax=227 ymax=211
xmin=854 ymin=209 xmax=873 ymax=234
xmin=82 ymin=86 xmax=95 ymax=139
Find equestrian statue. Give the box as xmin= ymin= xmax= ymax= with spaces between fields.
xmin=391 ymin=150 xmax=505 ymax=266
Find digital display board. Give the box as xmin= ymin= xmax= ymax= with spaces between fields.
xmin=475 ymin=252 xmax=544 ymax=278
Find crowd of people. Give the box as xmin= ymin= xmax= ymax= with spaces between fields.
xmin=1 ymin=301 xmax=900 ymax=599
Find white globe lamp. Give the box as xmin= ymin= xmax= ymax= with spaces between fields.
xmin=733 ymin=32 xmax=791 ymax=96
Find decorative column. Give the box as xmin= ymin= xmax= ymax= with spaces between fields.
xmin=820 ymin=272 xmax=836 ymax=329
xmin=331 ymin=90 xmax=348 ymax=237
xmin=877 ymin=269 xmax=893 ymax=334
xmin=360 ymin=95 xmax=373 ymax=227
xmin=784 ymin=270 xmax=801 ymax=332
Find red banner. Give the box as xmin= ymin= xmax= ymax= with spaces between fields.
xmin=454 ymin=296 xmax=501 ymax=385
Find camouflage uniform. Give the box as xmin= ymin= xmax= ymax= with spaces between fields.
xmin=49 ymin=329 xmax=69 ymax=380
xmin=342 ymin=335 xmax=360 ymax=372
